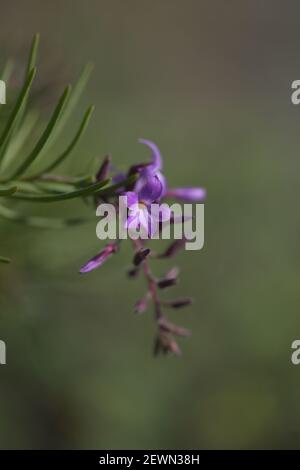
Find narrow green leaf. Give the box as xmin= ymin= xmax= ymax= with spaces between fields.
xmin=23 ymin=173 xmax=94 ymax=186
xmin=0 ymin=36 xmax=39 ymax=162
xmin=0 ymin=111 xmax=39 ymax=173
xmin=11 ymin=85 xmax=72 ymax=179
xmin=25 ymin=34 xmax=40 ymax=78
xmin=8 ymin=181 xmax=45 ymax=194
xmin=33 ymin=181 xmax=77 ymax=193
xmin=31 ymin=104 xmax=94 ymax=176
xmin=0 ymin=204 xmax=91 ymax=228
xmin=11 ymin=178 xmax=110 ymax=202
xmin=0 ymin=186 xmax=18 ymax=197
xmin=13 ymin=33 xmax=40 ymax=132
xmin=0 ymin=67 xmax=36 ymax=157
xmin=0 ymin=256 xmax=10 ymax=264
xmin=46 ymin=63 xmax=93 ymax=150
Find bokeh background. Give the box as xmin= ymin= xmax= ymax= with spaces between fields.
xmin=0 ymin=0 xmax=300 ymax=449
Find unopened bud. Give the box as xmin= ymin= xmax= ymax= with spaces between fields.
xmin=158 ymin=318 xmax=191 ymax=337
xmin=157 ymin=277 xmax=177 ymax=289
xmin=96 ymin=154 xmax=111 ymax=181
xmin=157 ymin=266 xmax=179 ymax=289
xmin=134 ymin=295 xmax=149 ymax=314
xmin=133 ymin=248 xmax=150 ymax=266
xmin=165 ymin=298 xmax=194 ymax=309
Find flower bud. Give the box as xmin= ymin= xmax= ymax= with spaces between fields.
xmin=133 ymin=248 xmax=150 ymax=266
xmin=165 ymin=298 xmax=194 ymax=309
xmin=157 ymin=277 xmax=177 ymax=289
xmin=154 ymin=332 xmax=182 ymax=356
xmin=79 ymin=242 xmax=118 ymax=274
xmin=158 ymin=318 xmax=191 ymax=337
xmin=134 ymin=295 xmax=149 ymax=314
xmin=96 ymin=154 xmax=111 ymax=181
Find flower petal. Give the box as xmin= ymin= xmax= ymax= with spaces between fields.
xmin=125 ymin=212 xmax=140 ymax=229
xmin=123 ymin=191 xmax=138 ymax=207
xmin=139 ymin=175 xmax=163 ymax=203
xmin=138 ymin=206 xmax=150 ymax=231
xmin=139 ymin=138 xmax=163 ymax=172
xmin=166 ymin=187 xmax=206 ymax=202
xmin=79 ymin=243 xmax=118 ymax=273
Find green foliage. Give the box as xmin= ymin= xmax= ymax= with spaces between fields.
xmin=0 ymin=35 xmax=133 ymax=262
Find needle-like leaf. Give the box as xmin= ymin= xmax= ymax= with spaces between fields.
xmin=0 ymin=67 xmax=36 ymax=159
xmin=0 ymin=111 xmax=39 ymax=173
xmin=25 ymin=33 xmax=40 ymax=79
xmin=10 ymin=178 xmax=110 ymax=202
xmin=11 ymin=85 xmax=72 ymax=179
xmin=0 ymin=36 xmax=40 ymax=163
xmin=0 ymin=204 xmax=92 ymax=228
xmin=0 ymin=186 xmax=18 ymax=197
xmin=31 ymin=104 xmax=94 ymax=176
xmin=0 ymin=256 xmax=10 ymax=264
xmin=46 ymin=63 xmax=94 ymax=151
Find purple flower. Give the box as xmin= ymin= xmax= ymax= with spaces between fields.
xmin=137 ymin=140 xmax=206 ymax=203
xmin=166 ymin=187 xmax=206 ymax=202
xmin=124 ymin=174 xmax=170 ymax=236
xmin=79 ymin=242 xmax=118 ymax=273
xmin=135 ymin=139 xmax=167 ymax=198
xmin=80 ymin=137 xmax=207 ymax=356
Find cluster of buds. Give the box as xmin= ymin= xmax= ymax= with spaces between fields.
xmin=80 ymin=139 xmax=206 ymax=356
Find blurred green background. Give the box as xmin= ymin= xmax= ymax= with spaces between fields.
xmin=0 ymin=0 xmax=300 ymax=449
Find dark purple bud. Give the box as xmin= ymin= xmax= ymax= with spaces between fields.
xmin=158 ymin=239 xmax=186 ymax=258
xmin=165 ymin=298 xmax=194 ymax=309
xmin=158 ymin=318 xmax=191 ymax=337
xmin=134 ymin=294 xmax=149 ymax=314
xmin=79 ymin=242 xmax=118 ymax=274
xmin=133 ymin=248 xmax=151 ymax=266
xmin=96 ymin=154 xmax=111 ymax=181
xmin=157 ymin=277 xmax=177 ymax=289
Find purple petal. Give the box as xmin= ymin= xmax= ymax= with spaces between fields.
xmin=138 ymin=206 xmax=150 ymax=231
xmin=79 ymin=243 xmax=117 ymax=273
xmin=166 ymin=187 xmax=206 ymax=202
xmin=138 ymin=138 xmax=163 ymax=172
xmin=123 ymin=191 xmax=138 ymax=207
xmin=139 ymin=175 xmax=163 ymax=203
xmin=125 ymin=213 xmax=139 ymax=229
xmin=155 ymin=171 xmax=167 ymax=198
